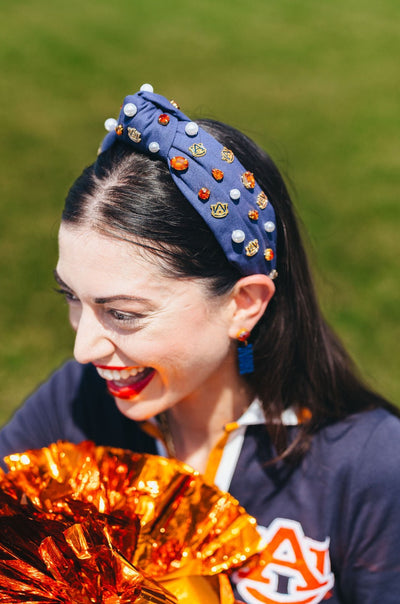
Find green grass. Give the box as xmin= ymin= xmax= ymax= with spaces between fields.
xmin=0 ymin=0 xmax=399 ymax=423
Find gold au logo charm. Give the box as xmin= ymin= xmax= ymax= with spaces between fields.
xmin=245 ymin=239 xmax=259 ymax=256
xmin=127 ymin=127 xmax=142 ymax=143
xmin=256 ymin=191 xmax=269 ymax=209
xmin=211 ymin=202 xmax=229 ymax=218
xmin=189 ymin=143 xmax=207 ymax=157
xmin=221 ymin=147 xmax=234 ymax=163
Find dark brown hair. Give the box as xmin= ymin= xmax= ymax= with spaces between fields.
xmin=63 ymin=119 xmax=395 ymax=463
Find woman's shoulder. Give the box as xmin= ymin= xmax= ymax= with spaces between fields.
xmin=0 ymin=361 xmax=109 ymax=462
xmin=310 ymin=406 xmax=400 ymax=486
xmin=37 ymin=358 xmax=102 ymax=391
xmin=0 ymin=360 xmax=157 ymax=465
xmin=317 ymin=406 xmax=400 ymax=451
xmin=20 ymin=359 xmax=108 ymax=409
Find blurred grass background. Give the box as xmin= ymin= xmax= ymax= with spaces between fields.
xmin=0 ymin=0 xmax=399 ymax=424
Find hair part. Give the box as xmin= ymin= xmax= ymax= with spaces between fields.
xmin=63 ymin=119 xmax=396 ymax=464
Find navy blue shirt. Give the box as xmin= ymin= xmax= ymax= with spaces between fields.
xmin=1 ymin=360 xmax=400 ymax=603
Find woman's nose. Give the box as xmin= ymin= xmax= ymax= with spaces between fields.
xmin=73 ymin=307 xmax=115 ymax=364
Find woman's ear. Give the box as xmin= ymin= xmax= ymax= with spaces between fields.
xmin=228 ymin=274 xmax=275 ymax=338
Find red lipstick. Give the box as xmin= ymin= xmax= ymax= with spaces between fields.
xmin=106 ymin=368 xmax=155 ymax=400
xmin=94 ymin=364 xmax=138 ymax=370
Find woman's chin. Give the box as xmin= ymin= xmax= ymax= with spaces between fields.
xmin=113 ymin=395 xmax=162 ymax=422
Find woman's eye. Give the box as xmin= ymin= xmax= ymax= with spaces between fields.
xmin=54 ymin=288 xmax=79 ymax=303
xmin=108 ymin=310 xmax=144 ymax=325
xmin=110 ymin=310 xmax=134 ymax=321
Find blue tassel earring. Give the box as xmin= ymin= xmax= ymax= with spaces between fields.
xmin=236 ymin=329 xmax=254 ymax=375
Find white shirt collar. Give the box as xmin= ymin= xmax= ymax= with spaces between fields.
xmin=236 ymin=399 xmax=299 ymax=427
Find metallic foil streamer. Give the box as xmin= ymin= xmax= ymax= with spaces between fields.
xmin=0 ymin=442 xmax=262 ymax=603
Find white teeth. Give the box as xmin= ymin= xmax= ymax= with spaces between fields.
xmin=96 ymin=366 xmax=146 ymax=381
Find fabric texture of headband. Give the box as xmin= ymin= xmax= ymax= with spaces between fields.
xmin=101 ymin=84 xmax=277 ymax=278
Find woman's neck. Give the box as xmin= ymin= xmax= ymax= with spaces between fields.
xmin=164 ymin=379 xmax=254 ymax=474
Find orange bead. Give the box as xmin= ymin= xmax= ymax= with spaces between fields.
xmin=264 ymin=248 xmax=274 ymax=261
xmin=212 ymin=168 xmax=224 ymax=181
xmin=236 ymin=329 xmax=250 ymax=342
xmin=115 ymin=124 xmax=123 ymax=136
xmin=170 ymin=156 xmax=189 ymax=171
xmin=241 ymin=171 xmax=255 ymax=189
xmin=158 ymin=114 xmax=170 ymax=126
xmin=248 ymin=209 xmax=259 ymax=220
xmin=198 ymin=187 xmax=210 ymax=201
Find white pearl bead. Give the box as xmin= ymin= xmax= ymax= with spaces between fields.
xmin=230 ymin=188 xmax=241 ymax=201
xmin=232 ymin=229 xmax=245 ymax=243
xmin=104 ymin=118 xmax=118 ymax=132
xmin=123 ymin=103 xmax=137 ymax=117
xmin=185 ymin=122 xmax=199 ymax=136
xmin=264 ymin=221 xmax=276 ymax=233
xmin=148 ymin=141 xmax=160 ymax=153
xmin=140 ymin=83 xmax=154 ymax=93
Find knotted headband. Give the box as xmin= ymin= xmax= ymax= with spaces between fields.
xmin=101 ymin=84 xmax=277 ymax=278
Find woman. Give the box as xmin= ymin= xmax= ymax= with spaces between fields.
xmin=1 ymin=84 xmax=399 ymax=603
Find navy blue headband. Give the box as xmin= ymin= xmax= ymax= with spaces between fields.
xmin=101 ymin=84 xmax=278 ymax=278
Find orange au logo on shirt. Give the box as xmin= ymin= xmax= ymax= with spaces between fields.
xmin=233 ymin=518 xmax=334 ymax=604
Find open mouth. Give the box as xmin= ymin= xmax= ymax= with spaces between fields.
xmin=95 ymin=365 xmax=155 ymax=400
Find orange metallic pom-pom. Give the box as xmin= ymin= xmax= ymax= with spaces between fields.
xmin=170 ymin=156 xmax=189 ymax=171
xmin=0 ymin=442 xmax=262 ymax=604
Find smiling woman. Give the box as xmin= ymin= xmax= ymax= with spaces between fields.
xmin=0 ymin=85 xmax=399 ymax=603
xmin=55 ymin=224 xmax=257 ymax=447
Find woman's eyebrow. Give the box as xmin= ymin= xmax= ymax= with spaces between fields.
xmin=53 ymin=269 xmax=72 ymax=290
xmin=53 ymin=269 xmax=153 ymax=306
xmin=93 ymin=294 xmax=152 ymax=305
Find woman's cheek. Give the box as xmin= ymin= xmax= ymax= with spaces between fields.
xmin=69 ymin=306 xmax=81 ymax=332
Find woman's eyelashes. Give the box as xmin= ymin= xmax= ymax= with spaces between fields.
xmin=54 ymin=288 xmax=146 ymax=329
xmin=105 ymin=308 xmax=146 ymax=327
xmin=54 ymin=287 xmax=79 ymax=303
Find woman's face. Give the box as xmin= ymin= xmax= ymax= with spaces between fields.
xmin=56 ymin=224 xmax=239 ymax=421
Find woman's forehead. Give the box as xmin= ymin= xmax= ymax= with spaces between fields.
xmin=56 ymin=223 xmax=202 ymax=300
xmin=59 ymin=225 xmax=158 ymax=281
